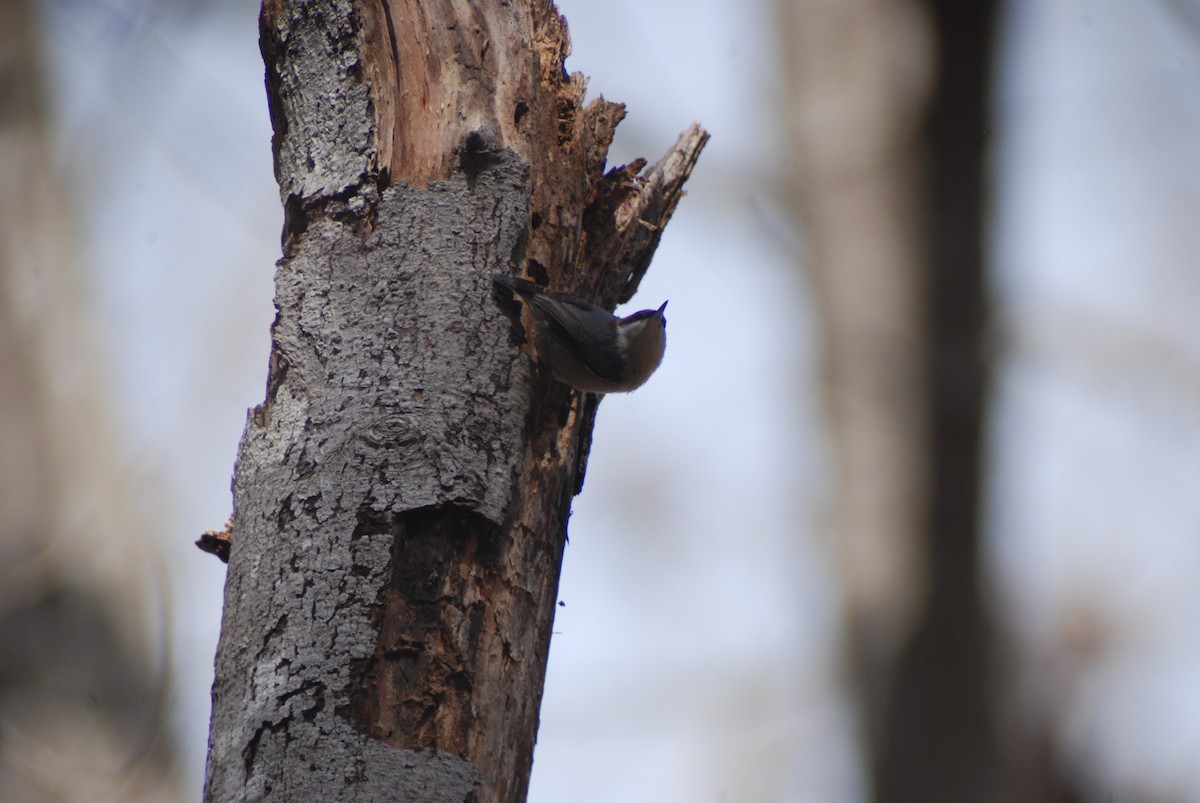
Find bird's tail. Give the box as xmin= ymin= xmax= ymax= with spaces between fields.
xmin=492 ymin=274 xmax=545 ymax=298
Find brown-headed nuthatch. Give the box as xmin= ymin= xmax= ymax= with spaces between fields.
xmin=493 ymin=274 xmax=668 ymax=393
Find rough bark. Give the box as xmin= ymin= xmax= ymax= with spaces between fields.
xmin=203 ymin=2 xmax=706 ymax=802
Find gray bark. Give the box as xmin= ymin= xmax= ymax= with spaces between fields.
xmin=203 ymin=2 xmax=706 ymax=801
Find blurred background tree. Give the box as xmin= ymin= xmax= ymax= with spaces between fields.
xmin=782 ymin=0 xmax=1013 ymax=800
xmin=6 ymin=0 xmax=1200 ymax=801
xmin=0 ymin=1 xmax=181 ymax=800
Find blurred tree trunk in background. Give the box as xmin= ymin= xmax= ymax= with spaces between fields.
xmin=0 ymin=1 xmax=182 ymax=801
xmin=870 ymin=1 xmax=999 ymax=799
xmin=781 ymin=0 xmax=1081 ymax=800
xmin=202 ymin=2 xmax=704 ymax=801
xmin=780 ymin=0 xmax=930 ymax=760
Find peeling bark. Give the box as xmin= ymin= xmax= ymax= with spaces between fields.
xmin=203 ymin=2 xmax=706 ymax=801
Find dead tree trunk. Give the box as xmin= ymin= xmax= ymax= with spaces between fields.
xmin=202 ymin=2 xmax=705 ymax=801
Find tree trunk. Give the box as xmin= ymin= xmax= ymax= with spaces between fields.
xmin=202 ymin=2 xmax=706 ymax=801
xmin=871 ymin=3 xmax=1000 ymax=800
xmin=778 ymin=0 xmax=931 ymax=748
xmin=0 ymin=2 xmax=182 ymax=801
xmin=781 ymin=1 xmax=1035 ymax=800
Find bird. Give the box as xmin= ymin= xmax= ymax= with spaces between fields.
xmin=493 ymin=274 xmax=667 ymax=393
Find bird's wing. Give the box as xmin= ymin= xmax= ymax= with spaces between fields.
xmin=529 ymin=293 xmax=627 ymax=382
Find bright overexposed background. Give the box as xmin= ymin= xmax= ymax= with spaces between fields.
xmin=21 ymin=0 xmax=1200 ymax=800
